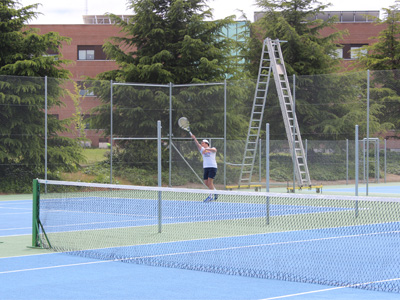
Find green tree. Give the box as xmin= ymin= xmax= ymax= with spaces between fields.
xmin=242 ymin=0 xmax=380 ymax=140
xmin=247 ymin=0 xmax=343 ymax=76
xmin=355 ymin=5 xmax=400 ymax=132
xmin=356 ymin=4 xmax=400 ymax=70
xmin=98 ymin=0 xmax=235 ymax=84
xmin=90 ymin=0 xmax=250 ymax=173
xmin=0 ymin=0 xmax=84 ymax=192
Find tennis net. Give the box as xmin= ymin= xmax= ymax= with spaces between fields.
xmin=33 ymin=179 xmax=400 ymax=293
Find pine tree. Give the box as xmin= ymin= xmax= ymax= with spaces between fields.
xmin=249 ymin=0 xmax=342 ymax=76
xmin=0 ymin=0 xmax=83 ymax=192
xmin=91 ymin=0 xmax=247 ymax=139
xmin=355 ymin=5 xmax=400 ymax=132
xmin=98 ymin=0 xmax=235 ymax=84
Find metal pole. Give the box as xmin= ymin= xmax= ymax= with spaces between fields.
xmin=266 ymin=123 xmax=270 ymax=225
xmin=366 ymin=70 xmax=370 ymax=195
xmin=346 ymin=139 xmax=349 ymax=185
xmin=259 ymin=138 xmax=262 ymax=183
xmin=355 ymin=125 xmax=359 ymax=197
xmin=376 ymin=140 xmax=379 ymax=183
xmin=224 ymin=79 xmax=227 ymax=188
xmin=266 ymin=124 xmax=270 ymax=192
xmin=169 ymin=82 xmax=172 ymax=187
xmin=110 ymin=80 xmax=113 ymax=184
xmin=384 ymin=139 xmax=387 ymax=183
xmin=355 ymin=125 xmax=359 ymax=217
xmin=32 ymin=180 xmax=39 ymax=247
xmin=363 ymin=139 xmax=365 ymax=183
xmin=157 ymin=120 xmax=162 ymax=233
xmin=292 ymin=74 xmax=296 ymax=192
xmin=44 ymin=76 xmax=48 ymax=192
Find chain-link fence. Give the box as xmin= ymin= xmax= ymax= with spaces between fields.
xmin=2 ymin=70 xmax=400 ymax=194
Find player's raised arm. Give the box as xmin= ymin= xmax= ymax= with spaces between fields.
xmin=191 ymin=134 xmax=202 ymax=151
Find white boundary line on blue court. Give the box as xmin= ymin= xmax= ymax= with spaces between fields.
xmin=0 ymin=259 xmax=114 ymax=274
xmin=260 ymin=277 xmax=400 ymax=299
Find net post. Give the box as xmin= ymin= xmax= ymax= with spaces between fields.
xmin=31 ymin=179 xmax=40 ymax=247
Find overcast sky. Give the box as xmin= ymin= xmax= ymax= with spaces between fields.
xmin=18 ymin=0 xmax=397 ymax=24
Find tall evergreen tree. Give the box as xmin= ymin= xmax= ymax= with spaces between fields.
xmin=91 ymin=0 xmax=247 ymax=139
xmin=98 ymin=0 xmax=235 ymax=84
xmin=0 ymin=0 xmax=83 ymax=192
xmin=354 ymin=5 xmax=400 ymax=132
xmin=356 ymin=4 xmax=400 ymax=70
xmin=248 ymin=0 xmax=342 ymax=76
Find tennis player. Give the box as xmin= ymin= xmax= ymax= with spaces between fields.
xmin=191 ymin=134 xmax=218 ymax=202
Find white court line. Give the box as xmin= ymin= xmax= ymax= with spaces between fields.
xmin=0 ymin=207 xmax=31 ymax=211
xmin=0 ymin=227 xmax=30 ymax=231
xmin=259 ymin=277 xmax=400 ymax=299
xmin=0 ymin=259 xmax=114 ymax=274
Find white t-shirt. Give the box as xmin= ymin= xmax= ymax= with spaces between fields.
xmin=200 ymin=147 xmax=217 ymax=168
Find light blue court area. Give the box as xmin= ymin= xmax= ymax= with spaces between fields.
xmin=324 ymin=184 xmax=400 ymax=197
xmin=60 ymin=222 xmax=400 ymax=294
xmin=1 ymin=252 xmax=399 ymax=300
xmin=2 ymin=199 xmax=400 ymax=299
xmin=0 ymin=200 xmax=32 ymax=236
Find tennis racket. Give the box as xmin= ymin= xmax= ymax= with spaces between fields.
xmin=178 ymin=117 xmax=192 ymax=135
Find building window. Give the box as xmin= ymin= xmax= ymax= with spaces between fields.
xmin=78 ymin=81 xmax=95 ymax=97
xmin=78 ymin=49 xmax=95 ymax=60
xmin=332 ymin=48 xmax=343 ymax=59
xmin=77 ymin=45 xmax=108 ymax=60
xmin=341 ymin=44 xmax=368 ymax=59
xmin=350 ymin=46 xmax=367 ymax=59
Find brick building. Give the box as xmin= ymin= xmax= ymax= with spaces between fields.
xmin=29 ymin=16 xmax=131 ymax=147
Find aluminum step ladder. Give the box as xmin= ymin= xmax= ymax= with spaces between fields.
xmin=238 ymin=38 xmax=311 ymax=187
xmin=238 ymin=38 xmax=272 ymax=187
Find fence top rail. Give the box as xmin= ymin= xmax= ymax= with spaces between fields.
xmin=172 ymin=82 xmax=224 ymax=87
xmin=112 ymin=82 xmax=169 ymax=88
xmin=112 ymin=82 xmax=225 ymax=88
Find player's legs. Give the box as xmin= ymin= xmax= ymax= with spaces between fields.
xmin=206 ymin=178 xmax=215 ymax=190
xmin=203 ymin=168 xmax=218 ymax=201
xmin=203 ymin=168 xmax=217 ymax=190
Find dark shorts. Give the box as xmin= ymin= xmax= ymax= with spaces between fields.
xmin=203 ymin=168 xmax=217 ymax=180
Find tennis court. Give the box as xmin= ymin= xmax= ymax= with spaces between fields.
xmin=2 ymin=181 xmax=400 ymax=299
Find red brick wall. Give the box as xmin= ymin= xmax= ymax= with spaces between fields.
xmin=29 ymin=24 xmax=127 ymax=147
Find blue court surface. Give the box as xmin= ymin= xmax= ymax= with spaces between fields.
xmin=1 ymin=198 xmax=400 ymax=300
xmin=324 ymin=184 xmax=400 ymax=196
